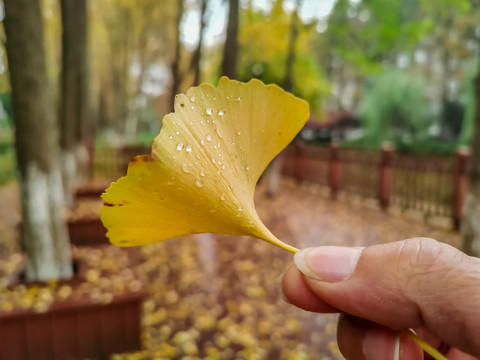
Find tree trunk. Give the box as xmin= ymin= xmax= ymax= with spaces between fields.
xmin=439 ymin=16 xmax=454 ymax=140
xmin=60 ymin=0 xmax=89 ymax=201
xmin=265 ymin=153 xmax=285 ymax=197
xmin=283 ymin=0 xmax=302 ymax=93
xmin=170 ymin=0 xmax=184 ymax=112
xmin=190 ymin=0 xmax=208 ymax=86
xmin=4 ymin=0 xmax=72 ymax=281
xmin=221 ymin=0 xmax=239 ymax=79
xmin=266 ymin=0 xmax=302 ymax=198
xmin=105 ymin=3 xmax=130 ymax=134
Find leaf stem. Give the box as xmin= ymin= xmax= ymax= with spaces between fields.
xmin=283 ymin=244 xmax=299 ymax=254
xmin=404 ymin=330 xmax=448 ymax=360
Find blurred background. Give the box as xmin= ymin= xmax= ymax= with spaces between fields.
xmin=1 ymin=0 xmax=479 ymax=359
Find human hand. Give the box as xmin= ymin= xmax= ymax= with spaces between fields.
xmin=280 ymin=238 xmax=480 ymax=359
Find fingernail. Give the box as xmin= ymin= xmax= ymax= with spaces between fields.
xmin=294 ymin=246 xmax=363 ymax=282
xmin=277 ymin=271 xmax=290 ymax=304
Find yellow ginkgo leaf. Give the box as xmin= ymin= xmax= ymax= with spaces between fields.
xmin=101 ymin=77 xmax=309 ymax=253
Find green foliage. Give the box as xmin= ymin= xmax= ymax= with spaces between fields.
xmin=0 ymin=137 xmax=13 ymax=154
xmin=0 ymin=149 xmax=16 ymax=185
xmin=0 ymin=93 xmax=12 ymax=129
xmin=135 ymin=101 xmax=161 ymax=134
xmin=293 ymin=53 xmax=330 ymax=117
xmin=420 ymin=0 xmax=471 ymax=19
xmin=237 ymin=0 xmax=330 ymax=118
xmin=324 ymin=0 xmax=433 ymax=75
xmin=321 ymin=0 xmax=473 ymax=88
xmin=133 ymin=131 xmax=155 ymax=146
xmin=355 ymin=70 xmax=433 ymax=149
xmin=344 ymin=60 xmax=476 ymax=154
xmin=458 ymin=60 xmax=478 ymax=147
xmin=394 ymin=139 xmax=458 ymax=154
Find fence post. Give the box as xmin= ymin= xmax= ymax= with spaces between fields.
xmin=329 ymin=142 xmax=340 ymax=198
xmin=294 ymin=141 xmax=305 ymax=183
xmin=452 ymin=147 xmax=469 ymax=230
xmin=379 ymin=144 xmax=393 ymax=210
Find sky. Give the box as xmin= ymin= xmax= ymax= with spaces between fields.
xmin=181 ymin=0 xmax=337 ymax=51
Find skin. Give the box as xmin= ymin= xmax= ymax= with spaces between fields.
xmin=280 ymin=238 xmax=480 ymax=360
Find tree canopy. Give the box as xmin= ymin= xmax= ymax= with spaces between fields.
xmin=0 ymin=0 xmax=478 ymax=153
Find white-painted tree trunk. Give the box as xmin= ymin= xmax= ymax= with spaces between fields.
xmin=61 ymin=144 xmax=91 ymax=206
xmin=75 ymin=143 xmax=90 ymax=184
xmin=5 ymin=0 xmax=73 ymax=282
xmin=21 ymin=162 xmax=72 ymax=281
xmin=266 ymin=155 xmax=285 ymax=198
xmin=61 ymin=149 xmax=76 ymax=207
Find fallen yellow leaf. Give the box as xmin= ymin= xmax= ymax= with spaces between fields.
xmin=101 ymin=77 xmax=309 ymax=253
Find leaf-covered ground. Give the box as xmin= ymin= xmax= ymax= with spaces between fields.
xmin=0 ymin=179 xmax=461 ymax=359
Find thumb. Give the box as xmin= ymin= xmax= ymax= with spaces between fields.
xmin=292 ymin=238 xmax=480 ymax=356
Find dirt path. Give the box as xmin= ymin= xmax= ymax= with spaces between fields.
xmin=255 ymin=178 xmax=460 ymax=250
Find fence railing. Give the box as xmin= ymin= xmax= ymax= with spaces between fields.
xmin=91 ymin=145 xmax=151 ymax=181
xmin=282 ymin=143 xmax=469 ymax=229
xmin=91 ymin=143 xmax=469 ymax=229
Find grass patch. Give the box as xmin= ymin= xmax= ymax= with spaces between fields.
xmin=0 ymin=150 xmax=16 ymax=185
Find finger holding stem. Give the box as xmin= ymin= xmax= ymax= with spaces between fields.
xmin=277 ymin=241 xmax=468 ymax=360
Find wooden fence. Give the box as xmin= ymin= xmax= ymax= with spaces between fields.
xmin=282 ymin=143 xmax=469 ymax=229
xmin=91 ymin=143 xmax=469 ymax=229
xmin=91 ymin=145 xmax=151 ymax=181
